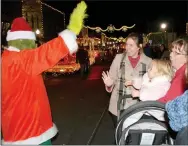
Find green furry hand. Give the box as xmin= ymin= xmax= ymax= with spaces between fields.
xmin=67 ymin=1 xmax=88 ymax=35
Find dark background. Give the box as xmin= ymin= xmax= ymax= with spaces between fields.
xmin=44 ymin=0 xmax=188 ymax=37
xmin=2 ymin=0 xmax=188 ymax=40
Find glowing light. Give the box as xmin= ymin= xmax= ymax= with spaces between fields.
xmin=161 ymin=23 xmax=167 ymax=29
xmin=36 ymin=29 xmax=40 ymax=34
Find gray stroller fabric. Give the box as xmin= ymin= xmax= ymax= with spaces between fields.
xmin=116 ymin=101 xmax=174 ymax=145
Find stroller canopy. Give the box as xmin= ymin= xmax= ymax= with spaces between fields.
xmin=116 ymin=101 xmax=174 ymax=145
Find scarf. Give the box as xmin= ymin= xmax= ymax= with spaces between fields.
xmin=117 ymin=53 xmax=147 ymax=119
xmin=117 ymin=53 xmax=127 ymax=118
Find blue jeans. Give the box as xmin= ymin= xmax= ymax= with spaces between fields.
xmin=175 ymin=126 xmax=188 ymax=145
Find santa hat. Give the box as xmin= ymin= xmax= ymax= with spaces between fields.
xmin=6 ymin=17 xmax=36 ymax=41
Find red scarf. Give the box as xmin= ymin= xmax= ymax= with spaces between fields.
xmin=128 ymin=55 xmax=140 ymax=68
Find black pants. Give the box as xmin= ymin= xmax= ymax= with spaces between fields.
xmin=80 ymin=64 xmax=86 ymax=77
xmin=109 ymin=112 xmax=117 ymax=128
xmin=109 ymin=112 xmax=118 ymax=144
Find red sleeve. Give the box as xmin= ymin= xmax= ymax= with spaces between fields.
xmin=20 ymin=36 xmax=69 ymax=75
xmin=158 ymin=76 xmax=186 ymax=103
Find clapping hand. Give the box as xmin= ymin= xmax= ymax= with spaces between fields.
xmin=124 ymin=80 xmax=133 ymax=87
xmin=131 ymin=88 xmax=140 ymax=98
xmin=102 ymin=71 xmax=114 ymax=87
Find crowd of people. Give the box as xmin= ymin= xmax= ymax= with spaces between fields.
xmin=143 ymin=43 xmax=170 ymax=60
xmin=102 ymin=33 xmax=188 ymax=145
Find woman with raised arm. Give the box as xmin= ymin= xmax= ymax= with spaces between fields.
xmin=102 ymin=33 xmax=152 ymax=127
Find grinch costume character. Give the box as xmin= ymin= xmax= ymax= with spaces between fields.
xmin=2 ymin=1 xmax=87 ymax=145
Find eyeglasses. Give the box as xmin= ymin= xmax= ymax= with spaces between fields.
xmin=170 ymin=50 xmax=187 ymax=56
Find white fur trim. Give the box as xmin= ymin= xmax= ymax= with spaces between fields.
xmin=6 ymin=30 xmax=36 ymax=41
xmin=2 ymin=123 xmax=58 ymax=145
xmin=6 ymin=46 xmax=20 ymax=52
xmin=59 ymin=29 xmax=78 ymax=54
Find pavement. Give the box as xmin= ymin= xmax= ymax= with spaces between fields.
xmin=44 ymin=64 xmax=115 ymax=145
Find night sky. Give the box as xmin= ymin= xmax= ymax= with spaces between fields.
xmin=44 ymin=0 xmax=187 ymax=37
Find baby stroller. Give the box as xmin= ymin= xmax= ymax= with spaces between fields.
xmin=115 ymin=101 xmax=175 ymax=145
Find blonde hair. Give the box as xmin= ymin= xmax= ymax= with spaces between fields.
xmin=171 ymin=38 xmax=188 ymax=83
xmin=152 ymin=59 xmax=174 ymax=80
xmin=171 ymin=38 xmax=188 ymax=55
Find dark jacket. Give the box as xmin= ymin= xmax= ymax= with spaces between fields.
xmin=76 ymin=49 xmax=89 ymax=64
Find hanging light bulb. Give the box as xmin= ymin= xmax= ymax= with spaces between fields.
xmin=36 ymin=29 xmax=40 ymax=35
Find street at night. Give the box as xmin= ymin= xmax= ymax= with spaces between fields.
xmin=2 ymin=0 xmax=188 ymax=145
xmin=44 ymin=64 xmax=115 ymax=145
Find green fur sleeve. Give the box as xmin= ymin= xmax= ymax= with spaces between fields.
xmin=67 ymin=1 xmax=88 ymax=35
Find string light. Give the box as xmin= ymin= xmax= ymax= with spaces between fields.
xmin=146 ymin=32 xmax=166 ymax=44
xmin=45 ymin=50 xmax=96 ymax=74
xmin=40 ymin=0 xmax=44 ymax=37
xmin=20 ymin=1 xmax=139 ymax=74
xmin=101 ymin=33 xmax=127 ymax=42
xmin=39 ymin=1 xmax=66 ymax=28
xmin=36 ymin=2 xmax=135 ymax=32
xmin=40 ymin=1 xmax=65 ymax=15
xmin=22 ymin=1 xmax=135 ymax=35
xmin=46 ymin=63 xmax=80 ymax=74
xmin=146 ymin=32 xmax=164 ymax=41
xmin=84 ymin=24 xmax=136 ymax=33
xmin=21 ymin=0 xmax=43 ymax=37
xmin=21 ymin=1 xmax=99 ymax=75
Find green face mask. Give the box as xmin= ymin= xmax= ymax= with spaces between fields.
xmin=8 ymin=39 xmax=37 ymax=50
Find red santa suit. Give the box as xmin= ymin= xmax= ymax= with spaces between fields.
xmin=2 ymin=18 xmax=78 ymax=144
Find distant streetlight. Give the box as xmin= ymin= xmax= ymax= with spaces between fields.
xmin=36 ymin=29 xmax=40 ymax=35
xmin=160 ymin=23 xmax=168 ymax=47
xmin=161 ymin=23 xmax=167 ymax=29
